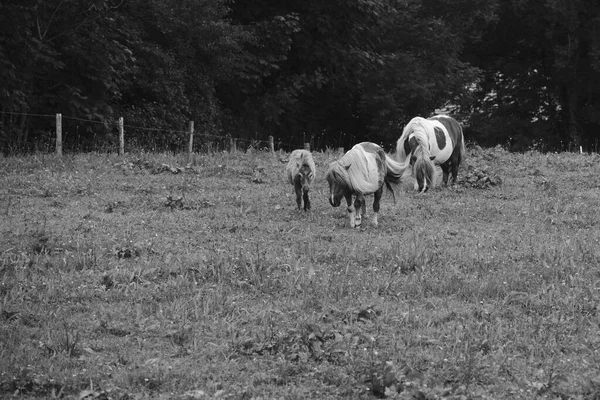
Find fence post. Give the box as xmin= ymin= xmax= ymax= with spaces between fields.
xmin=268 ymin=136 xmax=274 ymax=152
xmin=188 ymin=121 xmax=194 ymax=164
xmin=55 ymin=113 xmax=62 ymax=156
xmin=231 ymin=138 xmax=237 ymax=153
xmin=304 ymin=142 xmax=311 ymax=151
xmin=118 ymin=117 xmax=124 ymax=155
xmin=337 ymin=147 xmax=344 ymax=153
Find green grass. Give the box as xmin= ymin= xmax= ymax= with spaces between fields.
xmin=1 ymin=147 xmax=600 ymax=399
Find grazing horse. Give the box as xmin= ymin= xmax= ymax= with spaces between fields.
xmin=326 ymin=142 xmax=410 ymax=228
xmin=396 ymin=115 xmax=466 ymax=192
xmin=286 ymin=149 xmax=316 ymax=211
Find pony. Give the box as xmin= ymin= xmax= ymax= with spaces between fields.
xmin=286 ymin=149 xmax=316 ymax=211
xmin=396 ymin=115 xmax=466 ymax=193
xmin=326 ymin=142 xmax=410 ymax=228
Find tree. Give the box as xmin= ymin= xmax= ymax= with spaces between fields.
xmin=228 ymin=0 xmax=493 ymax=150
xmin=0 ymin=0 xmax=135 ymax=150
xmin=465 ymin=0 xmax=600 ymax=150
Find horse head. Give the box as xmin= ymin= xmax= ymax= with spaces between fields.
xmin=413 ymin=155 xmax=436 ymax=193
xmin=297 ymin=163 xmax=314 ymax=193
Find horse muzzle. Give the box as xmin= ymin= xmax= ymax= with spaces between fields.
xmin=329 ymin=197 xmax=341 ymax=207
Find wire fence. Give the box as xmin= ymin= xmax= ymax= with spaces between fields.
xmin=0 ymin=110 xmax=316 ymax=156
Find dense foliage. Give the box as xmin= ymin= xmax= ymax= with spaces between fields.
xmin=1 ymin=0 xmax=599 ymax=152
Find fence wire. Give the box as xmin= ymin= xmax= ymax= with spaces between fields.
xmin=0 ymin=110 xmax=302 ymax=154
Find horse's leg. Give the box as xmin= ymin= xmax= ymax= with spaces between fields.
xmin=345 ymin=195 xmax=356 ymax=228
xmin=448 ymin=143 xmax=463 ymax=185
xmin=353 ymin=195 xmax=364 ymax=228
xmin=303 ymin=190 xmax=311 ymax=211
xmin=450 ymin=159 xmax=460 ymax=185
xmin=372 ymin=187 xmax=384 ymax=227
xmin=440 ymin=163 xmax=451 ymax=186
xmin=294 ymin=181 xmax=302 ymax=210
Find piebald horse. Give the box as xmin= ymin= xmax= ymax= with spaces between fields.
xmin=396 ymin=115 xmax=466 ymax=192
xmin=326 ymin=142 xmax=410 ymax=228
xmin=286 ymin=149 xmax=316 ymax=211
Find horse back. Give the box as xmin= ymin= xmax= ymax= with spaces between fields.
xmin=357 ymin=142 xmax=386 ymax=169
xmin=429 ymin=116 xmax=463 ymax=149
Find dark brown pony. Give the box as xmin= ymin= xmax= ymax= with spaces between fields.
xmin=326 ymin=142 xmax=410 ymax=228
xmin=286 ymin=149 xmax=316 ymax=211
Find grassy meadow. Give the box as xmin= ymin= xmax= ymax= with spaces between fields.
xmin=1 ymin=146 xmax=600 ymax=399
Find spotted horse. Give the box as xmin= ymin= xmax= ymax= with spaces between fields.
xmin=396 ymin=115 xmax=466 ymax=192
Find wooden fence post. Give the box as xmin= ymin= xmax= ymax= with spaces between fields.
xmin=268 ymin=136 xmax=274 ymax=152
xmin=304 ymin=142 xmax=311 ymax=151
xmin=188 ymin=121 xmax=194 ymax=164
xmin=118 ymin=117 xmax=124 ymax=155
xmin=55 ymin=113 xmax=62 ymax=156
xmin=231 ymin=138 xmax=237 ymax=152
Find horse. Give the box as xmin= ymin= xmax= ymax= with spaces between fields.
xmin=286 ymin=149 xmax=316 ymax=211
xmin=396 ymin=115 xmax=466 ymax=193
xmin=326 ymin=142 xmax=410 ymax=228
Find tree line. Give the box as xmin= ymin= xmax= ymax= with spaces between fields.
xmin=1 ymin=0 xmax=599 ymax=153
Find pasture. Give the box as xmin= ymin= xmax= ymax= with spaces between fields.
xmin=1 ymin=147 xmax=600 ymax=399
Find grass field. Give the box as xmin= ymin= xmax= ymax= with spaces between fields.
xmin=1 ymin=147 xmax=600 ymax=399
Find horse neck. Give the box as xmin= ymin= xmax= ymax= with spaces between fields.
xmin=413 ymin=143 xmax=431 ymax=159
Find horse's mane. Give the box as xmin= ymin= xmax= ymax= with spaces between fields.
xmin=396 ymin=117 xmax=435 ymax=161
xmin=326 ymin=145 xmax=381 ymax=194
xmin=286 ymin=149 xmax=316 ymax=185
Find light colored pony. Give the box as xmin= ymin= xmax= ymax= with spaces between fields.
xmin=286 ymin=149 xmax=316 ymax=211
xmin=396 ymin=115 xmax=466 ymax=192
xmin=326 ymin=142 xmax=410 ymax=228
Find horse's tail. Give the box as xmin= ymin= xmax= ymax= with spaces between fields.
xmin=384 ymin=155 xmax=410 ymax=203
xmin=385 ymin=155 xmax=410 ymax=185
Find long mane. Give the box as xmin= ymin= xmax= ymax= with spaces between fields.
xmin=326 ymin=144 xmax=381 ymax=195
xmin=286 ymin=149 xmax=316 ymax=184
xmin=395 ymin=117 xmax=435 ymax=161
